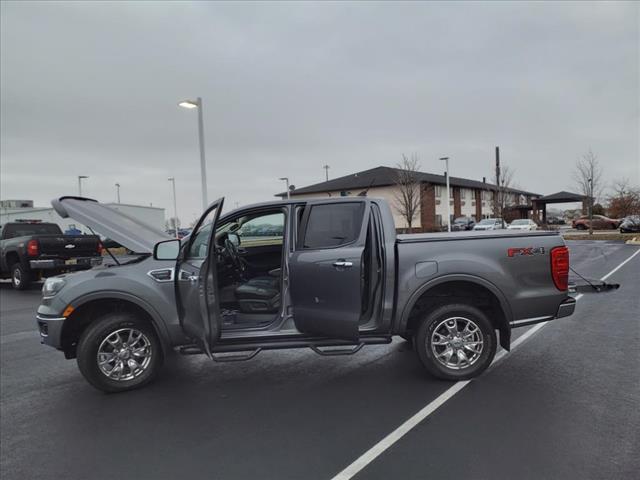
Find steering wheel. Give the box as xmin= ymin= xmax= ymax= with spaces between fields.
xmin=224 ymin=237 xmax=245 ymax=276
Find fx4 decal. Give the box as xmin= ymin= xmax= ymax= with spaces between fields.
xmin=507 ymin=247 xmax=546 ymax=257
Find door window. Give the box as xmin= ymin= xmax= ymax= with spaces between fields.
xmin=302 ymin=203 xmax=365 ymax=249
xmin=186 ymin=206 xmax=221 ymax=259
xmin=236 ymin=212 xmax=285 ymax=247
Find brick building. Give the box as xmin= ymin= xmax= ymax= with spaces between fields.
xmin=276 ymin=166 xmax=540 ymax=231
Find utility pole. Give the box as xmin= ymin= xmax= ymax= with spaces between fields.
xmin=588 ymin=176 xmax=593 ymax=235
xmin=440 ymin=157 xmax=451 ymax=232
xmin=115 ymin=183 xmax=121 ymax=203
xmin=495 ymin=146 xmax=501 ymax=218
xmin=323 ymin=165 xmax=330 ymax=182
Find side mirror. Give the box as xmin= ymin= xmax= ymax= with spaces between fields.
xmin=154 ymin=239 xmax=181 ymax=260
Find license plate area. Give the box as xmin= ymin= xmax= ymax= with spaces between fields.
xmin=65 ymin=259 xmax=78 ymax=266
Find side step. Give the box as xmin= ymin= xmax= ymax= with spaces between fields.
xmin=178 ymin=336 xmax=392 ymax=361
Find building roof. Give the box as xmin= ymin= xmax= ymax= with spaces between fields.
xmin=277 ymin=166 xmax=540 ymax=197
xmin=535 ymin=191 xmax=585 ymax=203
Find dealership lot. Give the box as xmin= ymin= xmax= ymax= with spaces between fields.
xmin=1 ymin=241 xmax=638 ymax=480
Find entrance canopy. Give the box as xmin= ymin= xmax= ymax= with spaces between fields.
xmin=532 ymin=191 xmax=587 ymax=223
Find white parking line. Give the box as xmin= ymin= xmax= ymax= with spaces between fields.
xmin=331 ymin=248 xmax=639 ymax=480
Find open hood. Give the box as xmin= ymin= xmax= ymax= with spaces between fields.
xmin=51 ymin=196 xmax=172 ymax=253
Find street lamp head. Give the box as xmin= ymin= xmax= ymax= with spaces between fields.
xmin=115 ymin=183 xmax=120 ymax=187
xmin=168 ymin=177 xmax=174 ymax=181
xmin=78 ymin=175 xmax=89 ymax=179
xmin=178 ymin=99 xmax=199 ymax=109
xmin=279 ymin=177 xmax=288 ymax=181
xmin=439 ymin=157 xmax=449 ymax=161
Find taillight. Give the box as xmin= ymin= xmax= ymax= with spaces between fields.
xmin=550 ymin=246 xmax=569 ymax=291
xmin=97 ymin=242 xmax=104 ymax=255
xmin=27 ymin=239 xmax=39 ymax=257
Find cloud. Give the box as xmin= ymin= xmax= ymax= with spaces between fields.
xmin=1 ymin=1 xmax=638 ymax=221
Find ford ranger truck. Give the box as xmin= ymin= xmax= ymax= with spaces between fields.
xmin=37 ymin=196 xmax=580 ymax=392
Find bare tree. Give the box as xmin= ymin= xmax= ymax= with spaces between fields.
xmin=491 ymin=165 xmax=516 ymax=221
xmin=607 ymin=178 xmax=640 ymax=219
xmin=573 ymin=149 xmax=604 ymax=234
xmin=393 ymin=154 xmax=421 ymax=232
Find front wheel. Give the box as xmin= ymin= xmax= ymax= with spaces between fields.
xmin=415 ymin=303 xmax=497 ymax=381
xmin=77 ymin=312 xmax=164 ymax=393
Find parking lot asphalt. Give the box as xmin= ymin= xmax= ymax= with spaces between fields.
xmin=1 ymin=241 xmax=639 ymax=480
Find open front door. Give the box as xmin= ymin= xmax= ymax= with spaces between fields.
xmin=290 ymin=200 xmax=369 ymax=341
xmin=176 ymin=198 xmax=224 ymax=356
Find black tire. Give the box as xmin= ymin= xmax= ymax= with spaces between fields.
xmin=11 ymin=263 xmax=31 ymax=290
xmin=77 ymin=312 xmax=164 ymax=393
xmin=415 ymin=303 xmax=497 ymax=381
xmin=576 ymin=224 xmax=586 ymax=230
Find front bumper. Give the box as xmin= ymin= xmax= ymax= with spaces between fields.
xmin=36 ymin=313 xmax=66 ymax=349
xmin=29 ymin=256 xmax=102 ymax=270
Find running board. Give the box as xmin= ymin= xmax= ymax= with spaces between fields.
xmin=178 ymin=336 xmax=391 ymax=360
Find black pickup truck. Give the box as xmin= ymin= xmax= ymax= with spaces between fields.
xmin=0 ymin=220 xmax=103 ymax=290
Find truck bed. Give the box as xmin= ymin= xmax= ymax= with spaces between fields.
xmin=397 ymin=230 xmax=559 ymax=243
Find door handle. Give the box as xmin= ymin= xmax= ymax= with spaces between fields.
xmin=332 ymin=261 xmax=353 ymax=268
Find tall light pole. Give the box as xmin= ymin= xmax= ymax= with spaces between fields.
xmin=178 ymin=97 xmax=208 ymax=210
xmin=168 ymin=177 xmax=178 ymax=238
xmin=115 ymin=183 xmax=121 ymax=203
xmin=78 ymin=176 xmax=89 ymax=197
xmin=279 ymin=177 xmax=290 ymax=199
xmin=588 ymin=177 xmax=593 ymax=235
xmin=440 ymin=157 xmax=451 ymax=232
xmin=323 ymin=164 xmax=330 ymax=182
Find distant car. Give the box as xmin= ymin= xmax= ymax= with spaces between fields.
xmin=473 ymin=218 xmax=504 ymax=231
xmin=619 ymin=215 xmax=640 ymax=233
xmin=546 ymin=216 xmax=566 ymax=225
xmin=451 ymin=217 xmax=476 ymax=231
xmin=507 ymin=219 xmax=538 ymax=231
xmin=572 ymin=215 xmax=620 ymax=230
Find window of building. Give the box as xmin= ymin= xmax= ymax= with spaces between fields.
xmin=435 ymin=185 xmax=442 ymax=198
xmin=435 ymin=214 xmax=442 ymax=226
xmin=302 ymin=202 xmax=365 ymax=249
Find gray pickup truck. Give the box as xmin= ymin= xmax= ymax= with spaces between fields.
xmin=37 ymin=196 xmax=577 ymax=393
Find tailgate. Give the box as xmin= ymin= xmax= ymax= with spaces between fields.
xmin=36 ymin=235 xmax=100 ymax=258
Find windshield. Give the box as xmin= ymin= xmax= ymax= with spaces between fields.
xmin=511 ymin=220 xmax=529 ymax=225
xmin=478 ymin=219 xmax=496 ymax=225
xmin=454 ymin=218 xmax=468 ymax=223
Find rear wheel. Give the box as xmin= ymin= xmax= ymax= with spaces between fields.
xmin=415 ymin=303 xmax=497 ymax=381
xmin=77 ymin=312 xmax=163 ymax=393
xmin=11 ymin=263 xmax=31 ymax=290
xmin=576 ymin=224 xmax=587 ymax=230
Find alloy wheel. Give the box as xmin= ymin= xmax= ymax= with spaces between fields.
xmin=97 ymin=328 xmax=152 ymax=381
xmin=430 ymin=316 xmax=484 ymax=370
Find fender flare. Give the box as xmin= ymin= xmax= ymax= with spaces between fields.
xmin=398 ymin=274 xmax=514 ymax=349
xmin=67 ymin=290 xmax=173 ymax=353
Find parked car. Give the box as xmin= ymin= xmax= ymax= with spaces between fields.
xmin=451 ymin=216 xmax=476 ymax=231
xmin=507 ymin=219 xmax=538 ymax=231
xmin=572 ymin=215 xmax=620 ymax=230
xmin=472 ymin=218 xmax=505 ymax=231
xmin=0 ymin=220 xmax=102 ymax=290
xmin=619 ymin=215 xmax=640 ymax=233
xmin=38 ymin=196 xmax=579 ymax=393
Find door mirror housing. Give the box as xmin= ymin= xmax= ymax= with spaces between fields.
xmin=154 ymin=239 xmax=181 ymax=260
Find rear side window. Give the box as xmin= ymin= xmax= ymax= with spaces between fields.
xmin=302 ymin=203 xmax=365 ymax=249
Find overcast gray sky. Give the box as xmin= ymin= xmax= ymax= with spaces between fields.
xmin=1 ymin=1 xmax=638 ymax=224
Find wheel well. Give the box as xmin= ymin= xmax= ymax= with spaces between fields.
xmin=6 ymin=252 xmax=19 ymax=267
xmin=61 ymin=298 xmax=165 ymax=359
xmin=405 ymin=281 xmax=510 ymax=350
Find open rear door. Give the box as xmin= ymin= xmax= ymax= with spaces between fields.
xmin=289 ymin=200 xmax=369 ymax=341
xmin=175 ymin=198 xmax=224 ymax=356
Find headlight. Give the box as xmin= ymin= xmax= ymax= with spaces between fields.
xmin=42 ymin=277 xmax=66 ymax=298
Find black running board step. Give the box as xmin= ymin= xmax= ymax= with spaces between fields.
xmin=310 ymin=343 xmax=364 ymax=356
xmin=179 ymin=345 xmax=262 ymax=362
